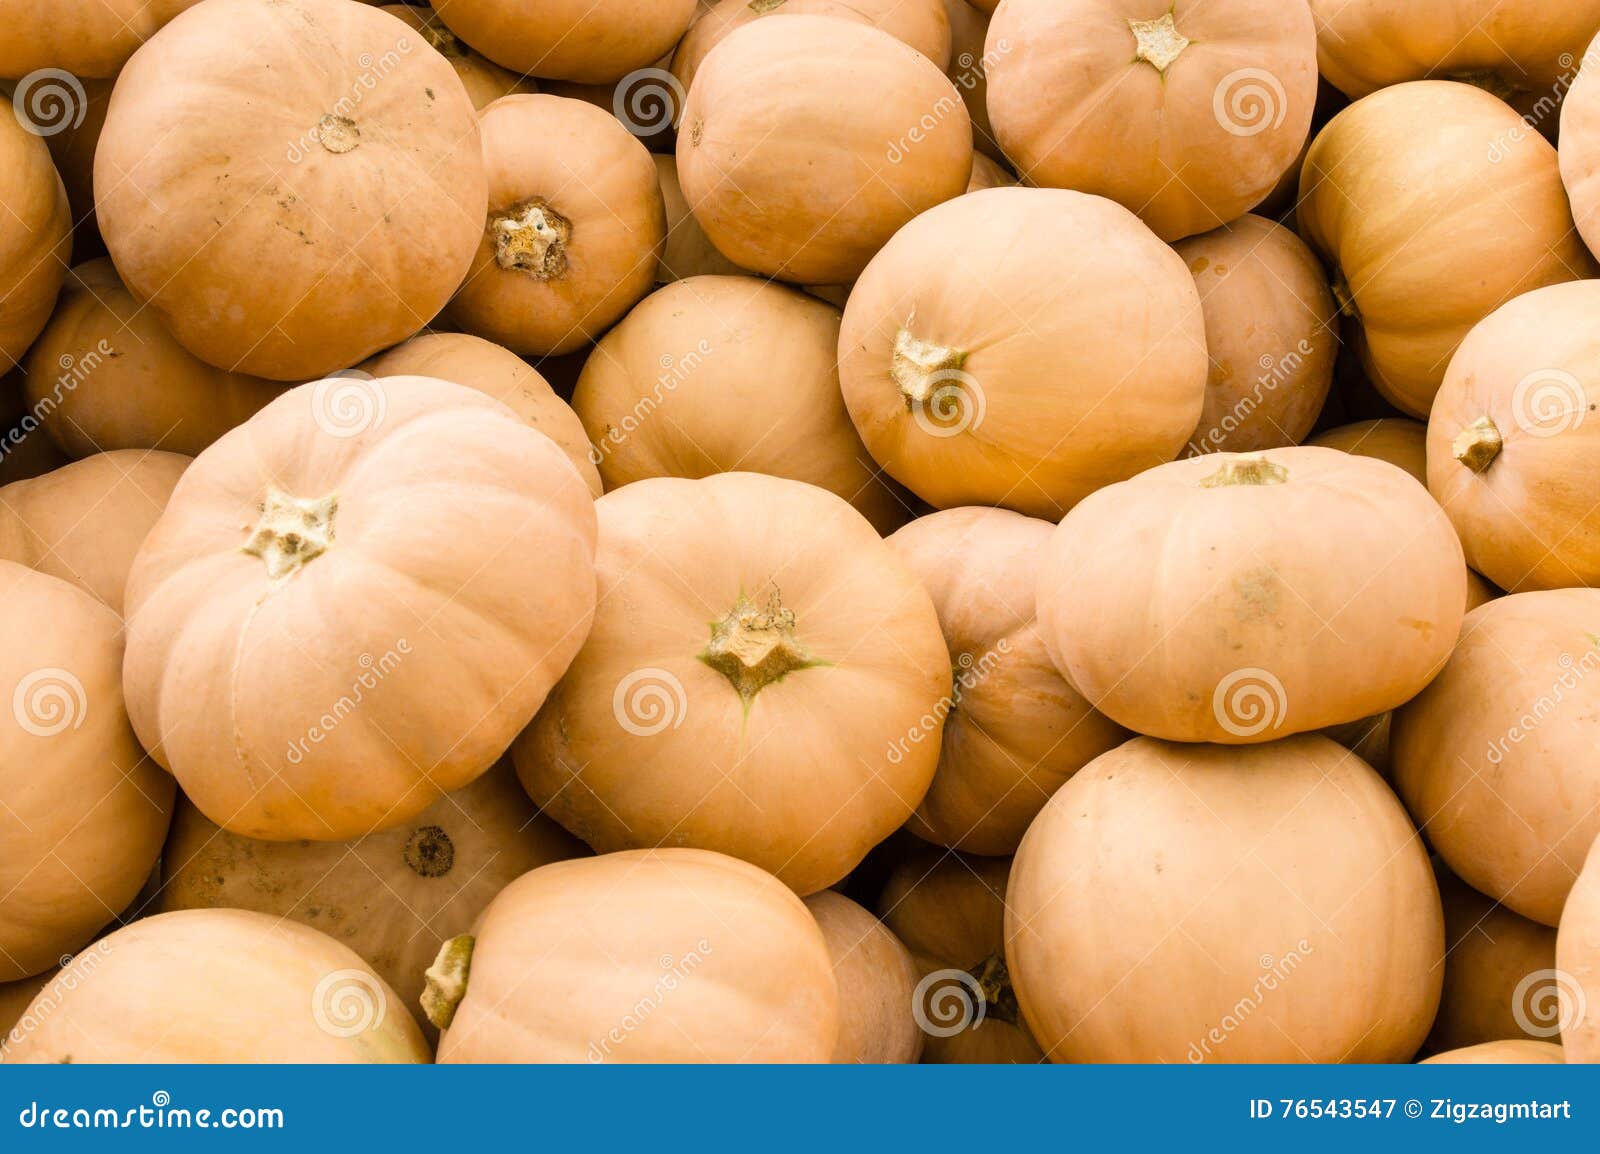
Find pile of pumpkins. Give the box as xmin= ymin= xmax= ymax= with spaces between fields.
xmin=4 ymin=0 xmax=1600 ymax=1066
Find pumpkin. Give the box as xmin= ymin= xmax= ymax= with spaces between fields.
xmin=0 ymin=103 xmax=70 ymax=375
xmin=804 ymin=891 xmax=922 ymax=1064
xmin=514 ymin=471 xmax=947 ymax=896
xmin=943 ymin=0 xmax=1002 ymax=160
xmin=540 ymin=52 xmax=682 ymax=155
xmin=0 ymin=561 xmax=174 ymax=981
xmin=1428 ymin=281 xmax=1600 ymax=592
xmin=1558 ymin=834 xmax=1600 ymax=1062
xmin=839 ymin=187 xmax=1206 ymax=519
xmin=0 ymin=373 xmax=68 ymax=485
xmin=378 ymin=4 xmax=535 ymax=109
xmin=1299 ymin=81 xmax=1593 ymax=417
xmin=0 ymin=1 xmax=199 ymax=78
xmin=38 ymin=77 xmax=111 ymax=256
xmin=427 ymin=848 xmax=839 ymax=1062
xmin=1174 ymin=214 xmax=1339 ymax=456
xmin=1391 ymin=590 xmax=1600 ymax=927
xmin=0 ymin=450 xmax=189 ymax=613
xmin=1562 ymin=34 xmax=1600 ymax=261
xmin=1007 ymin=735 xmax=1442 ymax=1063
xmin=1 ymin=909 xmax=429 ymax=1063
xmin=574 ymin=275 xmax=906 ymax=532
xmin=432 ymin=0 xmax=699 ymax=83
xmin=445 ymin=95 xmax=665 ymax=357
xmin=677 ymin=16 xmax=972 ymax=284
xmin=361 ymin=331 xmax=601 ymax=496
xmin=1037 ymin=448 xmax=1465 ymax=743
xmin=965 ymin=152 xmax=1013 ymax=192
xmin=122 ymin=375 xmax=598 ymax=842
xmin=878 ymin=849 xmax=1042 ymax=1064
xmin=985 ymin=0 xmax=1317 ymax=242
xmin=884 ymin=507 xmax=1126 ymax=854
xmin=24 ymin=261 xmax=285 ymax=458
xmin=1309 ymin=417 xmax=1428 ymax=483
xmin=0 ymin=972 xmax=48 ymax=1045
xmin=94 ymin=0 xmax=487 ymax=380
xmin=1421 ymin=1040 xmax=1566 ymax=1065
xmin=653 ymin=155 xmax=748 ymax=282
xmin=1321 ymin=712 xmax=1393 ymax=776
xmin=158 ymin=759 xmax=585 ymax=1039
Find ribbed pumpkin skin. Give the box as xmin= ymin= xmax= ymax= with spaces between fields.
xmin=0 ymin=105 xmax=70 ymax=375
xmin=431 ymin=0 xmax=699 ymax=83
xmin=1558 ymin=835 xmax=1600 ymax=1063
xmin=0 ymin=0 xmax=198 ymax=79
xmin=805 ymin=891 xmax=923 ymax=1064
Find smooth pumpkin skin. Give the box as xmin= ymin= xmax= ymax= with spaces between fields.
xmin=678 ymin=17 xmax=972 ymax=284
xmin=434 ymin=849 xmax=839 ymax=1062
xmin=1037 ymin=447 xmax=1465 ymax=743
xmin=1422 ymin=1040 xmax=1566 ymax=1065
xmin=515 ymin=472 xmax=947 ymax=896
xmin=0 ymin=562 xmax=174 ymax=981
xmin=0 ymin=373 xmax=68 ymax=485
xmin=1428 ymin=281 xmax=1600 ymax=592
xmin=1563 ymin=33 xmax=1600 ymax=261
xmin=1 ymin=910 xmax=429 ymax=1063
xmin=0 ymin=105 xmax=70 ymax=375
xmin=1559 ymin=835 xmax=1600 ymax=1062
xmin=95 ymin=0 xmax=487 ymax=380
xmin=574 ymin=276 xmax=907 ymax=533
xmin=0 ymin=450 xmax=188 ymax=613
xmin=885 ymin=508 xmax=1127 ymax=854
xmin=653 ymin=155 xmax=749 ymax=283
xmin=432 ymin=0 xmax=698 ymax=83
xmin=360 ymin=332 xmax=601 ymax=497
xmin=0 ymin=972 xmax=48 ymax=1044
xmin=1309 ymin=417 xmax=1428 ymax=483
xmin=39 ymin=77 xmax=112 ymax=253
xmin=1175 ymin=215 xmax=1339 ymax=456
xmin=377 ymin=4 xmax=536 ymax=109
xmin=0 ymin=0 xmax=198 ymax=78
xmin=840 ymin=187 xmax=1206 ymax=519
xmin=122 ymin=375 xmax=598 ymax=842
xmin=1298 ymin=81 xmax=1593 ymax=418
xmin=943 ymin=0 xmax=1002 ymax=160
xmin=1007 ymin=735 xmax=1443 ymax=1063
xmin=805 ymin=891 xmax=923 ymax=1064
xmin=986 ymin=0 xmax=1318 ymax=242
xmin=877 ymin=850 xmax=1042 ymax=1064
xmin=1391 ymin=591 xmax=1600 ymax=927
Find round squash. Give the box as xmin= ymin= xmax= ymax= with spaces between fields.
xmin=1007 ymin=735 xmax=1442 ymax=1063
xmin=94 ymin=0 xmax=487 ymax=380
xmin=1174 ymin=214 xmax=1339 ymax=456
xmin=653 ymin=155 xmax=747 ymax=282
xmin=428 ymin=848 xmax=838 ymax=1062
xmin=432 ymin=0 xmax=699 ymax=83
xmin=0 ymin=561 xmax=174 ymax=981
xmin=1422 ymin=1040 xmax=1566 ymax=1065
xmin=1299 ymin=81 xmax=1593 ymax=417
xmin=804 ymin=890 xmax=922 ymax=1064
xmin=23 ymin=261 xmax=285 ymax=458
xmin=0 ymin=971 xmax=48 ymax=1045
xmin=377 ymin=4 xmax=535 ymax=109
xmin=361 ymin=331 xmax=601 ymax=496
xmin=1391 ymin=590 xmax=1600 ymax=927
xmin=0 ymin=373 xmax=68 ymax=485
xmin=878 ymin=849 xmax=1042 ymax=1064
xmin=0 ymin=0 xmax=198 ymax=78
xmin=122 ymin=375 xmax=598 ymax=842
xmin=445 ymin=95 xmax=665 ymax=357
xmin=38 ymin=76 xmax=111 ymax=255
xmin=839 ymin=187 xmax=1206 ymax=519
xmin=1309 ymin=417 xmax=1428 ymax=483
xmin=1 ymin=909 xmax=429 ymax=1063
xmin=677 ymin=16 xmax=972 ymax=284
xmin=0 ymin=103 xmax=70 ymax=375
xmin=1428 ymin=281 xmax=1600 ymax=592
xmin=514 ymin=471 xmax=947 ymax=896
xmin=1562 ymin=33 xmax=1600 ymax=261
xmin=1558 ymin=834 xmax=1600 ymax=1062
xmin=1037 ymin=447 xmax=1465 ymax=743
xmin=986 ymin=0 xmax=1317 ymax=242
xmin=943 ymin=0 xmax=1003 ymax=160
xmin=885 ymin=507 xmax=1127 ymax=854
xmin=574 ymin=276 xmax=906 ymax=532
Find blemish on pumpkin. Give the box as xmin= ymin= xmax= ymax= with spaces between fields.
xmin=1187 ymin=256 xmax=1209 ymax=275
xmin=1397 ymin=617 xmax=1436 ymax=640
xmin=404 ymin=824 xmax=456 ymax=878
xmin=491 ymin=198 xmax=571 ymax=280
xmin=1231 ymin=567 xmax=1282 ymax=622
xmin=690 ymin=119 xmax=704 ymax=147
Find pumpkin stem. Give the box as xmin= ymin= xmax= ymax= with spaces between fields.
xmin=241 ymin=488 xmax=337 ymax=580
xmin=892 ymin=327 xmax=968 ymax=407
xmin=1198 ymin=455 xmax=1289 ymax=488
xmin=1445 ymin=68 xmax=1525 ymax=103
xmin=748 ymin=0 xmax=786 ymax=10
xmin=1330 ymin=268 xmax=1359 ymax=320
xmin=1129 ymin=12 xmax=1189 ymax=72
xmin=421 ymin=934 xmax=475 ymax=1031
xmin=313 ymin=114 xmax=361 ymax=155
xmin=415 ymin=20 xmax=466 ymax=57
xmin=492 ymin=199 xmax=571 ymax=280
xmin=1452 ymin=416 xmax=1503 ymax=473
xmin=699 ymin=591 xmax=820 ymax=703
xmin=971 ymin=952 xmax=1019 ymax=1026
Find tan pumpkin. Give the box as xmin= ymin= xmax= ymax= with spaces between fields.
xmin=804 ymin=891 xmax=922 ymax=1064
xmin=1391 ymin=591 xmax=1600 ymax=927
xmin=95 ymin=0 xmax=487 ymax=380
xmin=1174 ymin=215 xmax=1339 ymax=456
xmin=0 ymin=373 xmax=68 ymax=485
xmin=22 ymin=261 xmax=286 ymax=458
xmin=1007 ymin=735 xmax=1442 ymax=1063
xmin=0 ymin=971 xmax=48 ymax=1045
xmin=1299 ymin=81 xmax=1593 ymax=417
xmin=1563 ymin=33 xmax=1600 ymax=260
xmin=1037 ymin=447 xmax=1465 ymax=742
xmin=0 ymin=1 xmax=199 ymax=78
xmin=1559 ymin=834 xmax=1600 ymax=1062
xmin=378 ymin=4 xmax=535 ymax=109
xmin=446 ymin=95 xmax=665 ymax=357
xmin=1 ymin=909 xmax=429 ymax=1063
xmin=840 ymin=187 xmax=1206 ymax=519
xmin=574 ymin=276 xmax=906 ymax=532
xmin=878 ymin=849 xmax=1042 ymax=1064
xmin=678 ymin=16 xmax=972 ymax=284
xmin=885 ymin=507 xmax=1127 ymax=854
xmin=1309 ymin=417 xmax=1428 ymax=483
xmin=654 ymin=155 xmax=748 ymax=282
xmin=0 ymin=561 xmax=173 ymax=981
xmin=428 ymin=849 xmax=838 ymax=1062
xmin=515 ymin=472 xmax=947 ymax=896
xmin=122 ymin=375 xmax=597 ymax=842
xmin=39 ymin=77 xmax=111 ymax=254
xmin=433 ymin=0 xmax=699 ymax=83
xmin=1422 ymin=1040 xmax=1566 ymax=1065
xmin=361 ymin=331 xmax=601 ymax=496
xmin=0 ymin=103 xmax=70 ymax=375
xmin=943 ymin=0 xmax=1003 ymax=160
xmin=986 ymin=0 xmax=1317 ymax=242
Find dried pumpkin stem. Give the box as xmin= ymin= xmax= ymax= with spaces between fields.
xmin=971 ymin=951 xmax=1019 ymax=1026
xmin=1129 ymin=12 xmax=1189 ymax=72
xmin=1330 ymin=268 xmax=1360 ymax=320
xmin=1198 ymin=456 xmax=1289 ymax=488
xmin=748 ymin=0 xmax=786 ymax=11
xmin=699 ymin=592 xmax=819 ymax=703
xmin=421 ymin=934 xmax=475 ymax=1031
xmin=892 ymin=327 xmax=968 ymax=407
xmin=241 ymin=488 xmax=337 ymax=580
xmin=1445 ymin=68 xmax=1524 ymax=102
xmin=492 ymin=199 xmax=571 ymax=280
xmin=1452 ymin=415 xmax=1503 ymax=473
xmin=314 ymin=114 xmax=360 ymax=155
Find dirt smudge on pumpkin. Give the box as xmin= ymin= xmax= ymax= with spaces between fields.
xmin=1231 ymin=566 xmax=1282 ymax=623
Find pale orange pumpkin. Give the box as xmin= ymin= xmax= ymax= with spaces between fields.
xmin=1558 ymin=834 xmax=1600 ymax=1062
xmin=0 ymin=103 xmax=70 ymax=375
xmin=804 ymin=891 xmax=922 ymax=1064
xmin=1309 ymin=417 xmax=1428 ymax=483
xmin=0 ymin=1 xmax=199 ymax=78
xmin=122 ymin=375 xmax=598 ymax=842
xmin=1422 ymin=1040 xmax=1566 ymax=1065
xmin=1562 ymin=32 xmax=1600 ymax=261
xmin=377 ymin=4 xmax=535 ymax=109
xmin=653 ymin=155 xmax=748 ymax=282
xmin=943 ymin=0 xmax=1003 ymax=159
xmin=432 ymin=0 xmax=699 ymax=83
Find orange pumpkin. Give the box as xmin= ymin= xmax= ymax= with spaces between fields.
xmin=965 ymin=152 xmax=1013 ymax=192
xmin=0 ymin=372 xmax=68 ymax=485
xmin=1558 ymin=834 xmax=1600 ymax=1062
xmin=0 ymin=1 xmax=199 ymax=78
xmin=1562 ymin=32 xmax=1600 ymax=260
xmin=377 ymin=4 xmax=535 ymax=109
xmin=1309 ymin=417 xmax=1428 ymax=483
xmin=943 ymin=0 xmax=1003 ymax=159
xmin=433 ymin=0 xmax=699 ymax=83
xmin=0 ymin=102 xmax=70 ymax=375
xmin=0 ymin=971 xmax=48 ymax=1044
xmin=654 ymin=155 xmax=747 ymax=282
xmin=38 ymin=77 xmax=111 ymax=255
xmin=804 ymin=891 xmax=922 ymax=1064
